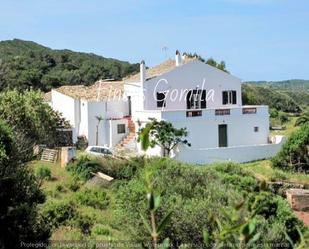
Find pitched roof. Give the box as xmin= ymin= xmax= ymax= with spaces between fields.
xmin=47 ymin=80 xmax=124 ymax=102
xmin=124 ymin=57 xmax=196 ymax=83
xmin=43 ymin=91 xmax=52 ymax=102
xmin=45 ymin=58 xmax=197 ymax=101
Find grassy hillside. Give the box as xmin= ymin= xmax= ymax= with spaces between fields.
xmin=244 ymin=80 xmax=309 ymax=110
xmin=30 ymin=156 xmax=308 ymax=248
xmin=0 ymin=39 xmax=139 ymax=92
xmin=242 ymin=84 xmax=302 ymax=113
xmin=247 ymin=79 xmax=309 ymax=91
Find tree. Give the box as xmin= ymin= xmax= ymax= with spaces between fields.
xmin=0 ymin=90 xmax=70 ymax=161
xmin=183 ymin=52 xmax=229 ymax=73
xmin=95 ymin=115 xmax=104 ymax=146
xmin=272 ymin=123 xmax=309 ymax=172
xmin=0 ymin=119 xmax=50 ymax=248
xmin=295 ymin=110 xmax=309 ymax=126
xmin=137 ymin=118 xmax=191 ymax=157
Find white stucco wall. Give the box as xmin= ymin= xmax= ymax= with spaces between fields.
xmin=174 ymin=136 xmax=286 ymax=164
xmin=79 ymin=100 xmax=89 ymax=138
xmin=143 ymin=60 xmax=242 ymax=111
xmin=51 ymin=89 xmax=130 ymax=147
xmin=51 ymin=90 xmax=78 ymax=128
xmin=124 ymin=83 xmax=144 ymax=118
xmin=134 ymin=106 xmax=269 ymax=150
xmin=84 ymin=100 xmax=129 ymax=146
xmin=109 ymin=119 xmax=128 ymax=147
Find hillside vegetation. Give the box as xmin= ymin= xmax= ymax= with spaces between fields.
xmin=32 ymin=156 xmax=308 ymax=248
xmin=0 ymin=39 xmax=139 ymax=92
xmin=243 ymin=80 xmax=309 ymax=112
xmin=242 ymin=84 xmax=302 ymax=113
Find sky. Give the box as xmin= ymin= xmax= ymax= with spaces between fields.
xmin=0 ymin=0 xmax=308 ymax=81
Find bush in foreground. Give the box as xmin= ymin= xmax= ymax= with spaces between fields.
xmin=41 ymin=199 xmax=76 ymax=228
xmin=272 ymin=123 xmax=309 ymax=172
xmin=75 ymin=188 xmax=110 ymax=209
xmin=36 ymin=165 xmax=52 ymax=182
xmin=67 ymin=154 xmax=145 ymax=181
xmin=0 ymin=120 xmax=50 ymax=249
xmin=66 ymin=155 xmax=102 ymax=180
xmin=115 ymin=158 xmax=306 ymax=248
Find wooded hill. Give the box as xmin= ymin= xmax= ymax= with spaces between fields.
xmin=0 ymin=39 xmax=139 ymax=92
xmin=0 ymin=39 xmax=308 ymax=114
xmin=243 ymin=80 xmax=309 ymax=113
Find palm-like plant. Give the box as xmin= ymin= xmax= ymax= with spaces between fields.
xmin=95 ymin=115 xmax=104 ymax=145
xmin=295 ymin=110 xmax=309 ymax=127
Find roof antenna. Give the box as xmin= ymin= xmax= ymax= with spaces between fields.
xmin=162 ymin=45 xmax=168 ymax=59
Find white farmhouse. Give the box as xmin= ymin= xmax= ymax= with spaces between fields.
xmin=47 ymin=51 xmax=285 ymax=163
xmin=47 ymin=81 xmax=133 ymax=148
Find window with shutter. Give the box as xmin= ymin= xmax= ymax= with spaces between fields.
xmin=222 ymin=90 xmax=237 ymax=105
xmin=201 ymin=90 xmax=206 ymax=109
xmin=157 ymin=92 xmax=166 ymax=108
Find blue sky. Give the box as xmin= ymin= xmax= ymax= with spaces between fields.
xmin=0 ymin=0 xmax=308 ymax=81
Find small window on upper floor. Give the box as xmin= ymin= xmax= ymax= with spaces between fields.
xmin=157 ymin=92 xmax=166 ymax=108
xmin=254 ymin=126 xmax=259 ymax=132
xmin=222 ymin=90 xmax=237 ymax=105
xmin=186 ymin=90 xmax=206 ymax=110
xmin=117 ymin=124 xmax=126 ymax=134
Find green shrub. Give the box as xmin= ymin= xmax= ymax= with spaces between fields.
xmin=75 ymin=188 xmax=109 ymax=209
xmin=115 ymin=158 xmax=305 ymax=247
xmin=116 ymin=159 xmax=247 ymax=245
xmin=272 ymin=123 xmax=309 ymax=172
xmin=74 ymin=213 xmax=94 ymax=235
xmin=97 ymin=156 xmax=145 ymax=180
xmin=92 ymin=224 xmax=111 ymax=236
xmin=75 ymin=135 xmax=88 ymax=150
xmin=36 ymin=166 xmax=51 ymax=181
xmin=66 ymin=178 xmax=81 ymax=192
xmin=66 ymin=155 xmax=102 ymax=180
xmin=67 ymin=155 xmax=145 ymax=181
xmin=269 ymin=108 xmax=279 ymax=118
xmin=278 ymin=111 xmax=289 ymax=124
xmin=41 ymin=200 xmax=76 ymax=228
xmin=269 ymin=171 xmax=288 ymax=182
xmin=55 ymin=183 xmax=65 ymax=192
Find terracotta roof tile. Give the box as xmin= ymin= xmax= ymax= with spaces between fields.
xmin=52 ymin=80 xmax=124 ymax=101
xmin=124 ymin=58 xmax=196 ymax=83
xmin=46 ymin=58 xmax=196 ymax=101
xmin=44 ymin=91 xmax=52 ymax=102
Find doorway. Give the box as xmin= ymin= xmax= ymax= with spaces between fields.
xmin=128 ymin=96 xmax=132 ymax=116
xmin=218 ymin=124 xmax=228 ymax=147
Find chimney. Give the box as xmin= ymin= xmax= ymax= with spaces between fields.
xmin=182 ymin=53 xmax=186 ymax=62
xmin=140 ymin=60 xmax=146 ymax=86
xmin=175 ymin=50 xmax=182 ymax=66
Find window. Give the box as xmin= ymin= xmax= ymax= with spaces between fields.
xmin=157 ymin=92 xmax=166 ymax=108
xmin=222 ymin=90 xmax=237 ymax=105
xmin=243 ymin=108 xmax=257 ymax=114
xmin=186 ymin=90 xmax=206 ymax=110
xmin=215 ymin=109 xmax=230 ymax=115
xmin=254 ymin=126 xmax=259 ymax=132
xmin=117 ymin=124 xmax=126 ymax=134
xmin=186 ymin=110 xmax=202 ymax=117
